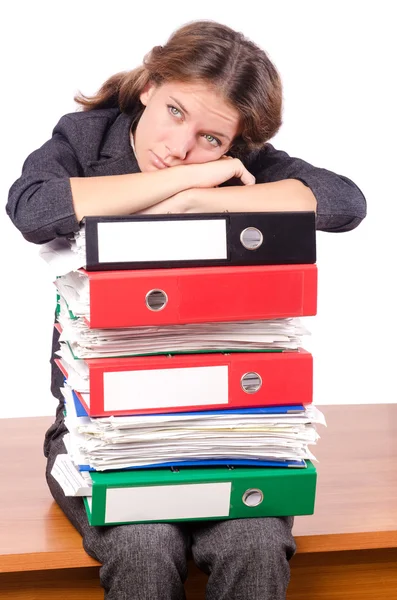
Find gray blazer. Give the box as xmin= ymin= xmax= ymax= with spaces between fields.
xmin=7 ymin=107 xmax=366 ymax=245
xmin=6 ymin=106 xmax=367 ymax=456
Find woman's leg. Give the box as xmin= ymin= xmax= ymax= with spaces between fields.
xmin=190 ymin=517 xmax=296 ymax=600
xmin=46 ymin=433 xmax=191 ymax=600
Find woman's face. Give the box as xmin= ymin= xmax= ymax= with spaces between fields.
xmin=134 ymin=80 xmax=241 ymax=172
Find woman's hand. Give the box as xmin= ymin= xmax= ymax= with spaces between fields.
xmin=181 ymin=156 xmax=255 ymax=189
xmin=135 ymin=157 xmax=256 ymax=215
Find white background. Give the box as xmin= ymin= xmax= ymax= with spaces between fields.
xmin=1 ymin=1 xmax=396 ymax=418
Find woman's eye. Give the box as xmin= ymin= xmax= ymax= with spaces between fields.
xmin=168 ymin=105 xmax=182 ymax=118
xmin=167 ymin=105 xmax=221 ymax=147
xmin=203 ymin=134 xmax=221 ymax=147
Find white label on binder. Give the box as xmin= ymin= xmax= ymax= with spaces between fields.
xmin=97 ymin=219 xmax=228 ymax=262
xmin=103 ymin=365 xmax=229 ymax=411
xmin=105 ymin=482 xmax=232 ymax=523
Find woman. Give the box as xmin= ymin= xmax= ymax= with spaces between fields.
xmin=7 ymin=19 xmax=366 ymax=600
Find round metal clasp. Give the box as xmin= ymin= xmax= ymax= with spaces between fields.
xmin=240 ymin=372 xmax=262 ymax=394
xmin=145 ymin=289 xmax=168 ymax=311
xmin=240 ymin=227 xmax=263 ymax=250
xmin=242 ymin=488 xmax=264 ymax=507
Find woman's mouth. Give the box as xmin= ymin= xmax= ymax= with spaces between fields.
xmin=150 ymin=151 xmax=168 ymax=169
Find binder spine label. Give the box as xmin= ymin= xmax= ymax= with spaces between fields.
xmin=104 ymin=482 xmax=232 ymax=523
xmin=97 ymin=220 xmax=228 ymax=263
xmin=103 ymin=365 xmax=229 ymax=411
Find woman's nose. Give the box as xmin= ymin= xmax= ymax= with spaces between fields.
xmin=166 ymin=130 xmax=195 ymax=160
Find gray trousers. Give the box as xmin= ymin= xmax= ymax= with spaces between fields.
xmin=46 ymin=434 xmax=296 ymax=600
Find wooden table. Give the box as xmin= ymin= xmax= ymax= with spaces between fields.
xmin=0 ymin=404 xmax=396 ymax=599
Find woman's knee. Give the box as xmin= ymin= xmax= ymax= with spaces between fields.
xmin=88 ymin=523 xmax=189 ymax=599
xmin=239 ymin=517 xmax=295 ymax=559
xmin=193 ymin=517 xmax=296 ymax=569
xmin=85 ymin=522 xmax=189 ymax=571
xmin=192 ymin=518 xmax=295 ymax=600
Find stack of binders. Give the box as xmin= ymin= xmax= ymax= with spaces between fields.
xmin=49 ymin=211 xmax=323 ymax=526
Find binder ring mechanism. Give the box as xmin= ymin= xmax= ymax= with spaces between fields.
xmin=240 ymin=227 xmax=263 ymax=250
xmin=243 ymin=488 xmax=264 ymax=507
xmin=241 ymin=372 xmax=262 ymax=394
xmin=145 ymin=289 xmax=168 ymax=311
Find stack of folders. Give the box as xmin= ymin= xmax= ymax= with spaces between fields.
xmin=44 ymin=211 xmax=325 ymax=526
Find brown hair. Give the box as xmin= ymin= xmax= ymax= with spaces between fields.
xmin=74 ymin=20 xmax=283 ymax=156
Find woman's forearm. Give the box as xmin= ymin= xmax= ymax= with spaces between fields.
xmin=70 ymin=165 xmax=201 ymax=222
xmin=186 ymin=179 xmax=317 ymax=213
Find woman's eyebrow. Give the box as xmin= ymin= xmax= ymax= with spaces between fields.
xmin=169 ymin=96 xmax=231 ymax=142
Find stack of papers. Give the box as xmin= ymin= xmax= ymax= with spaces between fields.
xmin=56 ymin=271 xmax=90 ymax=316
xmin=39 ymin=234 xmax=85 ymax=276
xmin=56 ymin=296 xmax=309 ymax=359
xmin=62 ymin=385 xmax=326 ymax=472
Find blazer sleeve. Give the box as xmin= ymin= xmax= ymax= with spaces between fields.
xmin=6 ymin=116 xmax=82 ymax=244
xmin=247 ymin=143 xmax=367 ymax=232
